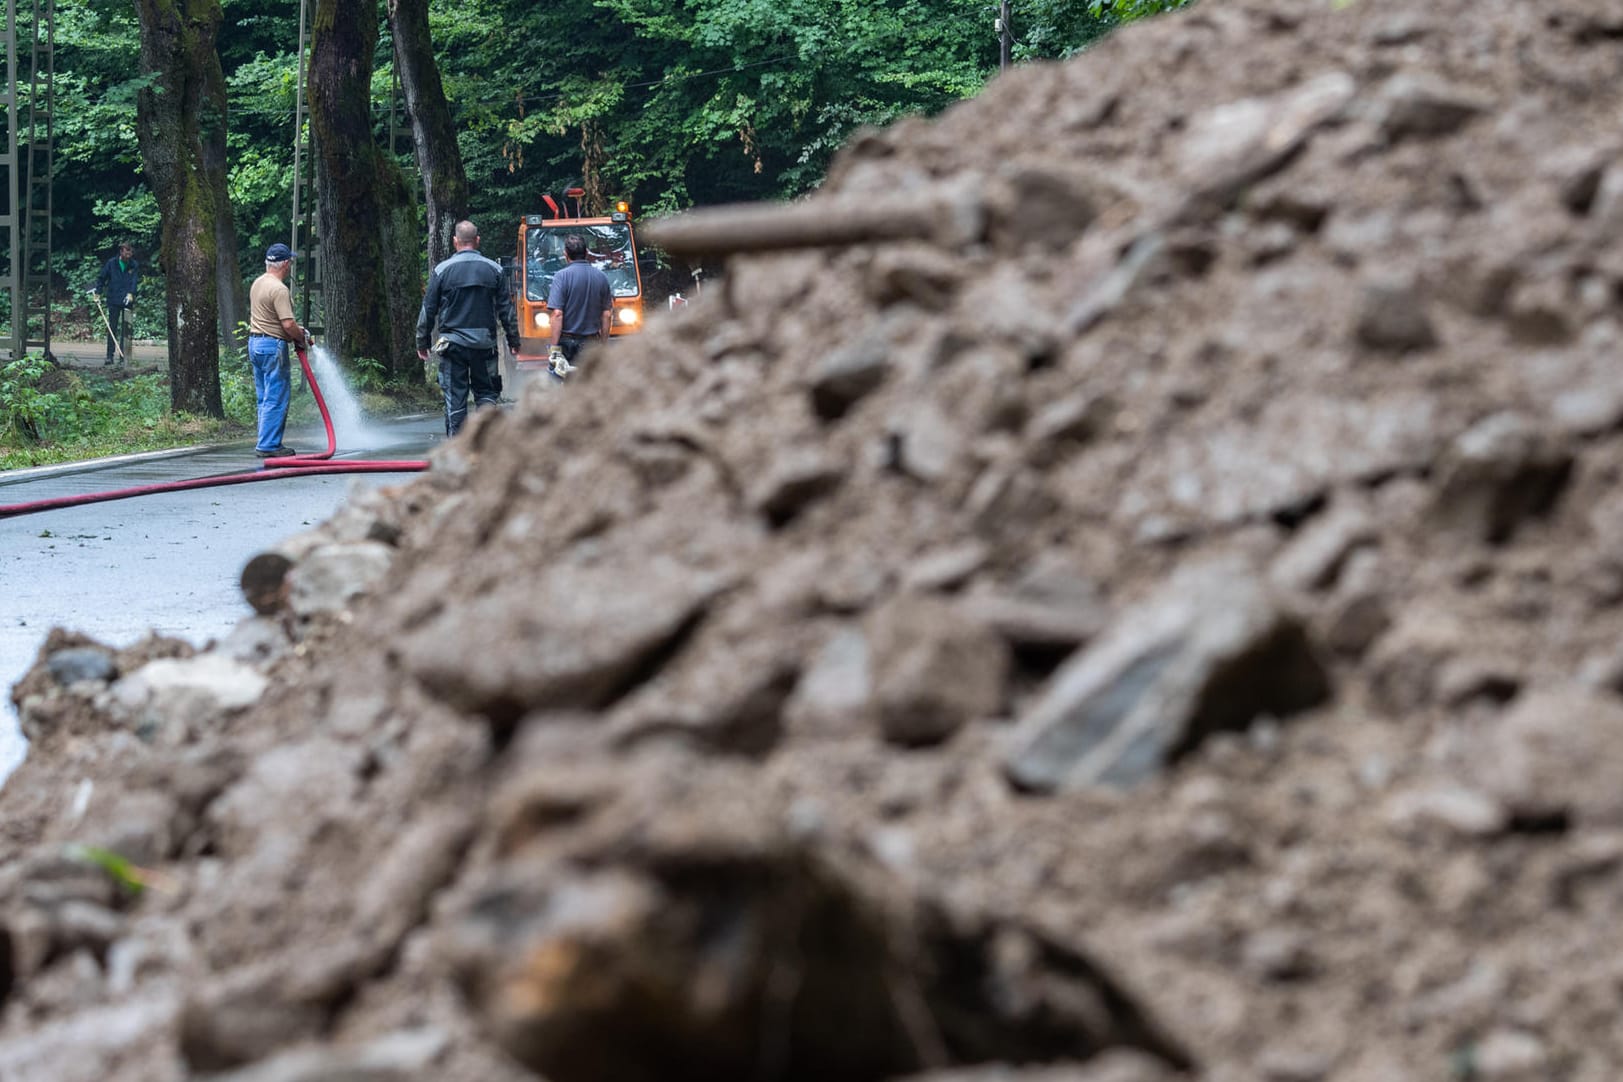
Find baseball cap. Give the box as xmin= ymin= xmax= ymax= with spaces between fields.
xmin=265 ymin=242 xmax=297 ymax=262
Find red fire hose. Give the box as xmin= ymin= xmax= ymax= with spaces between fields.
xmin=0 ymin=345 xmax=428 ymax=519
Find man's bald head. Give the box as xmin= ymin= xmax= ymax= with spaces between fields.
xmin=453 ymin=221 xmax=479 ymax=249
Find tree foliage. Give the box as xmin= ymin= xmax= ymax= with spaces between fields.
xmin=44 ymin=0 xmax=1195 ymax=376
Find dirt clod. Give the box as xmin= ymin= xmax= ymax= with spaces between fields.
xmin=8 ymin=0 xmax=1623 ymax=1078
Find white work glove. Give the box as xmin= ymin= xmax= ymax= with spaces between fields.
xmin=548 ymin=346 xmax=574 ymax=377
xmin=124 ymin=293 xmax=133 ymax=306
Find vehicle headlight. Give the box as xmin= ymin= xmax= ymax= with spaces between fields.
xmin=616 ymin=307 xmax=639 ymax=326
xmin=533 ymin=312 xmax=549 ymax=330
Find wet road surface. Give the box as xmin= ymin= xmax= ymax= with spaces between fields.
xmin=0 ymin=415 xmax=444 ymax=776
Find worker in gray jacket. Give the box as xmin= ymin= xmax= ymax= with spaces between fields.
xmin=415 ymin=220 xmax=522 ymax=437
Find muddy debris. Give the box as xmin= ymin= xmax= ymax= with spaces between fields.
xmin=8 ymin=0 xmax=1623 ymax=1078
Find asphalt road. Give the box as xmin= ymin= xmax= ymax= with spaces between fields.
xmin=0 ymin=415 xmax=444 ymax=778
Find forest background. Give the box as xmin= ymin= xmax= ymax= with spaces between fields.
xmin=12 ymin=0 xmax=1183 ymax=441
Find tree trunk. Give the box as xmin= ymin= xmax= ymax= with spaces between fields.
xmin=388 ymin=0 xmax=468 ymax=269
xmin=310 ymin=0 xmax=421 ymax=381
xmin=201 ymin=46 xmax=245 ymax=353
xmin=131 ymin=0 xmax=225 ymax=417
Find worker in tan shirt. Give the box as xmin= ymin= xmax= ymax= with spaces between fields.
xmin=247 ymin=242 xmax=313 ymax=458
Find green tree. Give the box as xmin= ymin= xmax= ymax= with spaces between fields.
xmin=131 ymin=0 xmax=228 ymax=416
xmin=309 ymin=0 xmax=421 ymax=378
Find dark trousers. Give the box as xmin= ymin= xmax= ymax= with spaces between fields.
xmin=437 ymin=342 xmax=500 ymax=436
xmin=558 ymin=332 xmax=599 ymax=364
xmin=104 ymin=302 xmax=131 ymax=361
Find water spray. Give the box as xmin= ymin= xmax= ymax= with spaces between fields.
xmin=0 ymin=342 xmax=429 ymax=519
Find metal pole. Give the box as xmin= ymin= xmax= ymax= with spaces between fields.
xmin=999 ymin=0 xmax=1011 ymax=73
xmin=290 ymin=0 xmax=308 ymax=300
xmin=4 ymin=0 xmax=19 ymax=360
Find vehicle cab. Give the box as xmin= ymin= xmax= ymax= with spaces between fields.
xmin=512 ymin=192 xmax=644 ymax=370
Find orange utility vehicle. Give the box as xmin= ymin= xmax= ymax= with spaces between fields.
xmin=509 ymin=188 xmax=645 ymax=371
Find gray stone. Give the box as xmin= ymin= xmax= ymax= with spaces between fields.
xmin=1472 ymin=1027 xmax=1547 ymax=1079
xmin=1384 ymin=785 xmax=1507 ymax=837
xmin=1431 ymin=412 xmax=1571 ymax=544
xmin=1141 ymin=395 xmax=1439 ymax=525
xmin=402 ymin=557 xmax=724 ymax=718
xmin=747 ymin=447 xmax=845 ymax=526
xmin=1005 ymin=559 xmax=1330 ymax=791
xmin=960 ymin=589 xmax=1106 ymax=651
xmin=1177 ymin=72 xmax=1357 ymax=211
xmin=1375 ymin=72 xmax=1491 ymax=141
xmin=286 ymin=541 xmax=396 ymax=617
xmin=901 ymin=541 xmax=991 ymax=592
xmin=1240 ymin=928 xmax=1317 ymax=982
xmin=867 ymin=594 xmax=1009 ymax=746
xmin=783 ymin=626 xmax=872 ymax=740
xmin=810 ymin=339 xmax=891 ymax=420
xmin=1470 ymin=688 xmax=1623 ymax=828
xmin=1355 ymin=275 xmax=1438 ymax=352
xmin=204 ymin=1029 xmax=450 ymax=1082
xmin=887 ymin=402 xmax=964 ymax=484
xmin=46 ymin=647 xmax=117 ymax=687
xmin=1026 ymin=393 xmax=1115 ymax=466
xmin=109 ymin=654 xmax=269 ymax=741
xmin=1269 ymin=500 xmax=1377 ymax=593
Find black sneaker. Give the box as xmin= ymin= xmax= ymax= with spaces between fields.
xmin=255 ymin=445 xmax=297 ymax=458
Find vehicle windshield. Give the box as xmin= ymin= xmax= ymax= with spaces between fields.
xmin=525 ymin=223 xmax=639 ymax=302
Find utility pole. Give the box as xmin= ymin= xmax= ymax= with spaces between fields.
xmin=998 ymin=0 xmax=1011 ymax=73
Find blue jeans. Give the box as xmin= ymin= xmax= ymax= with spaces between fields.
xmin=249 ymin=336 xmax=291 ymax=452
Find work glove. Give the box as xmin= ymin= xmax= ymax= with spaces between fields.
xmin=124 ymin=294 xmax=133 ymax=306
xmin=548 ymin=345 xmax=574 ymax=377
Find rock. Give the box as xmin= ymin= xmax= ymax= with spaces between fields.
xmin=1177 ymin=71 xmax=1357 ymax=211
xmin=1470 ymin=687 xmax=1623 ymax=828
xmin=0 ymin=997 xmax=182 ymax=1080
xmin=1384 ymin=785 xmax=1507 ymax=837
xmin=1472 ymin=1027 xmax=1547 ymax=1079
xmin=1366 ymin=604 xmax=1467 ymax=715
xmin=1578 ymin=646 xmax=1623 ymax=695
xmin=239 ymin=551 xmax=295 ymax=616
xmin=783 ymin=626 xmax=873 ymax=740
xmin=1354 ymin=274 xmax=1438 ymax=352
xmin=1375 ymin=72 xmax=1491 ymax=140
xmin=179 ymin=972 xmax=333 ymax=1072
xmin=887 ymin=402 xmax=965 ymax=484
xmin=985 ymin=161 xmax=1109 ymax=251
xmin=1240 ymin=928 xmax=1317 ymax=982
xmin=1026 ymin=393 xmax=1115 ymax=466
xmin=960 ymin=588 xmax=1106 ymax=652
xmin=285 ymin=541 xmax=396 ymax=617
xmin=46 ymin=647 xmax=117 ymax=687
xmin=400 ymin=557 xmax=725 ymax=723
xmin=201 ymin=1028 xmax=449 ymax=1082
xmin=1430 ymin=412 xmax=1571 ymax=544
xmin=810 ymin=339 xmax=891 ymax=420
xmin=108 ymin=655 xmax=269 ymax=742
xmin=1268 ymin=499 xmax=1376 ymax=593
xmin=748 ymin=447 xmax=845 ymax=527
xmin=866 ymin=594 xmax=1009 ymax=746
xmin=901 ymin=541 xmax=992 ymax=592
xmin=1434 ymin=655 xmax=1522 ymax=708
xmin=440 ymin=817 xmax=1190 ymax=1082
xmin=1005 ymin=559 xmax=1330 ymax=791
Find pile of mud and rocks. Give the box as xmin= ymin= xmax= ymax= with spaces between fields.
xmin=8 ymin=0 xmax=1623 ymax=1078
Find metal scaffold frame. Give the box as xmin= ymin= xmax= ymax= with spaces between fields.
xmin=1 ymin=0 xmax=52 ymax=363
xmin=289 ymin=0 xmax=321 ymax=334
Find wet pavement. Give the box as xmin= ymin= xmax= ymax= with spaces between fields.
xmin=0 ymin=414 xmax=445 ymax=777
